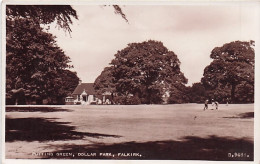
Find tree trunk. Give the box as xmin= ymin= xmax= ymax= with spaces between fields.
xmin=144 ymin=85 xmax=151 ymax=104
xmin=111 ymin=93 xmax=114 ymax=105
xmin=36 ymin=98 xmax=43 ymax=105
xmin=231 ymin=84 xmax=236 ymax=103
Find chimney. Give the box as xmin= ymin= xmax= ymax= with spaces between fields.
xmin=79 ymin=80 xmax=82 ymax=85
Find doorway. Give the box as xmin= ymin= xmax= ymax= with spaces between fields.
xmin=82 ymin=95 xmax=87 ymax=102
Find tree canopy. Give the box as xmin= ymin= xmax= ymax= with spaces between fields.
xmin=6 ymin=5 xmax=78 ymax=32
xmin=112 ymin=5 xmax=128 ymax=23
xmin=6 ymin=5 xmax=80 ymax=104
xmin=94 ymin=67 xmax=116 ymax=95
xmin=6 ymin=5 xmax=128 ymax=31
xmin=201 ymin=40 xmax=254 ymax=103
xmin=94 ymin=40 xmax=187 ymax=104
xmin=6 ymin=5 xmax=129 ymax=105
xmin=6 ymin=17 xmax=79 ymax=104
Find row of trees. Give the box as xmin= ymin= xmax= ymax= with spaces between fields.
xmin=6 ymin=5 xmax=254 ymax=105
xmin=94 ymin=40 xmax=254 ymax=104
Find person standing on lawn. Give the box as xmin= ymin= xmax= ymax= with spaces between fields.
xmin=214 ymin=101 xmax=219 ymax=110
xmin=204 ymin=99 xmax=209 ymax=110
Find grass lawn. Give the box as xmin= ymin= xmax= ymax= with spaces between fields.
xmin=5 ymin=104 xmax=254 ymax=160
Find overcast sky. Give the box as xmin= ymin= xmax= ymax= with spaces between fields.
xmin=49 ymin=4 xmax=259 ymax=86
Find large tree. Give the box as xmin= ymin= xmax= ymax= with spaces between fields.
xmin=45 ymin=70 xmax=80 ymax=104
xmin=94 ymin=67 xmax=115 ymax=95
xmin=201 ymin=40 xmax=254 ymax=103
xmin=6 ymin=5 xmax=128 ymax=104
xmin=6 ymin=5 xmax=80 ymax=104
xmin=95 ymin=40 xmax=187 ymax=104
xmin=6 ymin=17 xmax=78 ymax=104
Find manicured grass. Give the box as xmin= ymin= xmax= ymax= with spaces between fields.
xmin=5 ymin=104 xmax=254 ymax=160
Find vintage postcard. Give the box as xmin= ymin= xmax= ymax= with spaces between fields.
xmin=1 ymin=0 xmax=260 ymax=164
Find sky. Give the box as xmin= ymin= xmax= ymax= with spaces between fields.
xmin=48 ymin=3 xmax=259 ymax=86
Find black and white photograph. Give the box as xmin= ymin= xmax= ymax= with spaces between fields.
xmin=1 ymin=1 xmax=260 ymax=163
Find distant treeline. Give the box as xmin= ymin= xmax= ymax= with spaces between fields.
xmin=94 ymin=40 xmax=254 ymax=105
xmin=5 ymin=5 xmax=254 ymax=105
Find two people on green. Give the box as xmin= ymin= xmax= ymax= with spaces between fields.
xmin=204 ymin=99 xmax=218 ymax=110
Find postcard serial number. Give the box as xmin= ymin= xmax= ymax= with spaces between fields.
xmin=228 ymin=152 xmax=250 ymax=158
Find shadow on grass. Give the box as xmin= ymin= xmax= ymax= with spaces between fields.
xmin=223 ymin=112 xmax=254 ymax=119
xmin=5 ymin=117 xmax=121 ymax=142
xmin=48 ymin=135 xmax=253 ymax=161
xmin=6 ymin=107 xmax=73 ymax=113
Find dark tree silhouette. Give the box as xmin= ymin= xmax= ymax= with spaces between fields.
xmin=95 ymin=40 xmax=187 ymax=104
xmin=6 ymin=5 xmax=79 ymax=104
xmin=6 ymin=5 xmax=128 ymax=104
xmin=201 ymin=41 xmax=254 ymax=103
xmin=6 ymin=5 xmax=78 ymax=32
xmin=6 ymin=18 xmax=77 ymax=104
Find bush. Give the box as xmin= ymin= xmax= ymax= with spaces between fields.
xmin=75 ymin=101 xmax=81 ymax=105
xmin=90 ymin=102 xmax=97 ymax=105
xmin=114 ymin=95 xmax=141 ymax=105
xmin=126 ymin=96 xmax=141 ymax=105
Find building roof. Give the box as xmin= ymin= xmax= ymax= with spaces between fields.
xmin=72 ymin=83 xmax=96 ymax=95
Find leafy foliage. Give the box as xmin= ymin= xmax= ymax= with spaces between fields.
xmin=168 ymin=83 xmax=190 ymax=104
xmin=112 ymin=5 xmax=128 ymax=23
xmin=94 ymin=67 xmax=116 ymax=95
xmin=6 ymin=5 xmax=129 ymax=105
xmin=6 ymin=5 xmax=79 ymax=104
xmin=6 ymin=5 xmax=78 ymax=32
xmin=44 ymin=70 xmax=80 ymax=105
xmin=201 ymin=41 xmax=254 ymax=103
xmin=95 ymin=40 xmax=187 ymax=104
xmin=187 ymin=83 xmax=206 ymax=103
